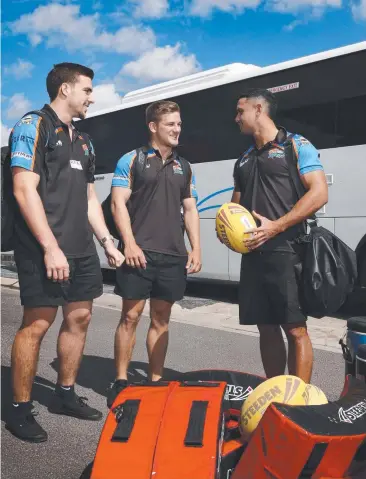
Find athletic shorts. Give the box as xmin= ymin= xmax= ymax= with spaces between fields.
xmin=14 ymin=252 xmax=103 ymax=308
xmin=239 ymin=251 xmax=306 ymax=325
xmin=115 ymin=250 xmax=187 ymax=303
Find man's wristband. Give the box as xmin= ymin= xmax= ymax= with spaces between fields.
xmin=99 ymin=235 xmax=114 ymax=248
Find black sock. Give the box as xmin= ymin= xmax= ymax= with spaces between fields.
xmin=12 ymin=401 xmax=32 ymax=413
xmin=55 ymin=384 xmax=75 ymax=397
xmin=115 ymin=379 xmax=128 ymax=387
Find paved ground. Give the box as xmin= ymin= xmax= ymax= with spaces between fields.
xmin=2 ymin=280 xmax=355 ymax=479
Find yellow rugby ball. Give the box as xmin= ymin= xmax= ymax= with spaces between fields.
xmin=216 ymin=203 xmax=257 ymax=254
xmin=302 ymin=384 xmax=328 ymax=406
xmin=240 ymin=375 xmax=307 ymax=440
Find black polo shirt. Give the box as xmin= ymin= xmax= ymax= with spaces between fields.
xmin=112 ymin=146 xmax=198 ymax=256
xmin=233 ymin=127 xmax=323 ymax=251
xmin=10 ymin=104 xmax=96 ymax=258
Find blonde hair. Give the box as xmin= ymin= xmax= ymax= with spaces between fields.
xmin=145 ymin=100 xmax=180 ymax=125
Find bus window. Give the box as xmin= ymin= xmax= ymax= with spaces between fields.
xmin=336 ymin=95 xmax=366 ymax=147
xmin=277 ymin=101 xmax=337 ymax=149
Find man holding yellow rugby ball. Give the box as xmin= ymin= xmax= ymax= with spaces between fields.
xmin=231 ymin=88 xmax=328 ymax=383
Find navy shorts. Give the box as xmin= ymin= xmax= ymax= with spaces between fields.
xmin=15 ymin=252 xmax=103 ymax=308
xmin=239 ymin=251 xmax=306 ymax=325
xmin=115 ymin=250 xmax=187 ymax=303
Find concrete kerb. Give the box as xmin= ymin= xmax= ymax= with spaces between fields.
xmin=1 ymin=277 xmax=346 ymax=354
xmin=0 ymin=277 xmax=20 ymax=289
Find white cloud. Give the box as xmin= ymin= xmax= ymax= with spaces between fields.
xmin=132 ymin=0 xmax=169 ymax=18
xmin=190 ymin=0 xmax=261 ymax=16
xmin=6 ymin=93 xmax=32 ymax=121
xmin=190 ymin=0 xmax=343 ymax=16
xmin=4 ymin=59 xmax=35 ymax=80
xmin=1 ymin=122 xmax=12 ymax=147
xmin=266 ymin=0 xmax=342 ymax=14
xmin=352 ymin=0 xmax=366 ymax=19
xmin=10 ymin=3 xmax=156 ymax=55
xmin=283 ymin=18 xmax=306 ymax=30
xmin=87 ymin=84 xmax=123 ymax=114
xmin=92 ymin=1 xmax=103 ymax=10
xmin=120 ymin=44 xmax=201 ymax=82
xmin=90 ymin=62 xmax=105 ymax=73
xmin=29 ymin=33 xmax=42 ymax=47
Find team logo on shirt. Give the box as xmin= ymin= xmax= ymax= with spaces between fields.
xmin=81 ymin=144 xmax=90 ymax=156
xmin=268 ymin=148 xmax=285 ymax=159
xmin=173 ymin=160 xmax=183 ymax=174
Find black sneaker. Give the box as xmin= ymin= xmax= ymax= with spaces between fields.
xmin=5 ymin=403 xmax=47 ymax=443
xmin=49 ymin=391 xmax=102 ymax=421
xmin=107 ymin=380 xmax=128 ymax=409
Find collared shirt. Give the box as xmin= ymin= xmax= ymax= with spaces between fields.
xmin=112 ymin=146 xmax=198 ymax=256
xmin=233 ymin=127 xmax=323 ymax=251
xmin=10 ymin=104 xmax=96 ymax=258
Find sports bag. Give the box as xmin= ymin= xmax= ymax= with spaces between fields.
xmin=284 ymin=136 xmax=358 ymax=318
xmin=1 ymin=109 xmax=57 ymax=252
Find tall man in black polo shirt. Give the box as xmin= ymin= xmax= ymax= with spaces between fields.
xmin=231 ymin=89 xmax=328 ymax=383
xmin=108 ymin=101 xmax=201 ymax=407
xmin=6 ymin=63 xmax=124 ymax=443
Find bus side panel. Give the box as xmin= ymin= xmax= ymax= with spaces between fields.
xmin=319 ymin=144 xmax=366 ymax=250
xmin=189 ymin=219 xmax=230 ymax=281
xmin=320 ymin=145 xmax=366 ymax=218
xmin=187 ymin=159 xmax=235 ymax=281
xmin=228 ymin=251 xmax=241 ymax=283
xmin=315 ymin=218 xmax=335 ymax=234
xmin=335 ymin=218 xmax=366 ymax=251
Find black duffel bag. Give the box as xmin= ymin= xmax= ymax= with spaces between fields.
xmin=285 ymin=138 xmax=358 ymax=318
xmin=294 ymin=221 xmax=358 ymax=318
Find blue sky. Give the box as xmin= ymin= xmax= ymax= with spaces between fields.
xmin=2 ymin=0 xmax=366 ymax=144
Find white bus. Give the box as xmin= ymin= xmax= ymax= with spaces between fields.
xmin=77 ymin=41 xmax=366 ymax=288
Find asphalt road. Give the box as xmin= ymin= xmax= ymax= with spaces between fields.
xmin=1 ymin=287 xmax=347 ymax=479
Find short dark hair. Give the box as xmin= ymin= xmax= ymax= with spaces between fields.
xmin=145 ymin=100 xmax=180 ymax=125
xmin=238 ymin=88 xmax=278 ymax=120
xmin=46 ymin=62 xmax=94 ymax=101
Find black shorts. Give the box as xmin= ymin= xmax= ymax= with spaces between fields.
xmin=14 ymin=252 xmax=103 ymax=308
xmin=115 ymin=251 xmax=187 ymax=303
xmin=239 ymin=251 xmax=306 ymax=326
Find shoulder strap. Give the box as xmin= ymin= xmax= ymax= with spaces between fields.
xmin=283 ymin=134 xmax=316 ymax=222
xmin=132 ymin=147 xmax=148 ymax=180
xmin=179 ymin=156 xmax=190 ymax=177
xmin=80 ymin=132 xmax=95 ymax=159
xmin=81 ymin=131 xmax=91 ymax=146
xmin=176 ymin=155 xmax=191 ymax=194
xmin=22 ymin=109 xmax=58 ymax=150
xmin=81 ymin=132 xmax=95 ymax=155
